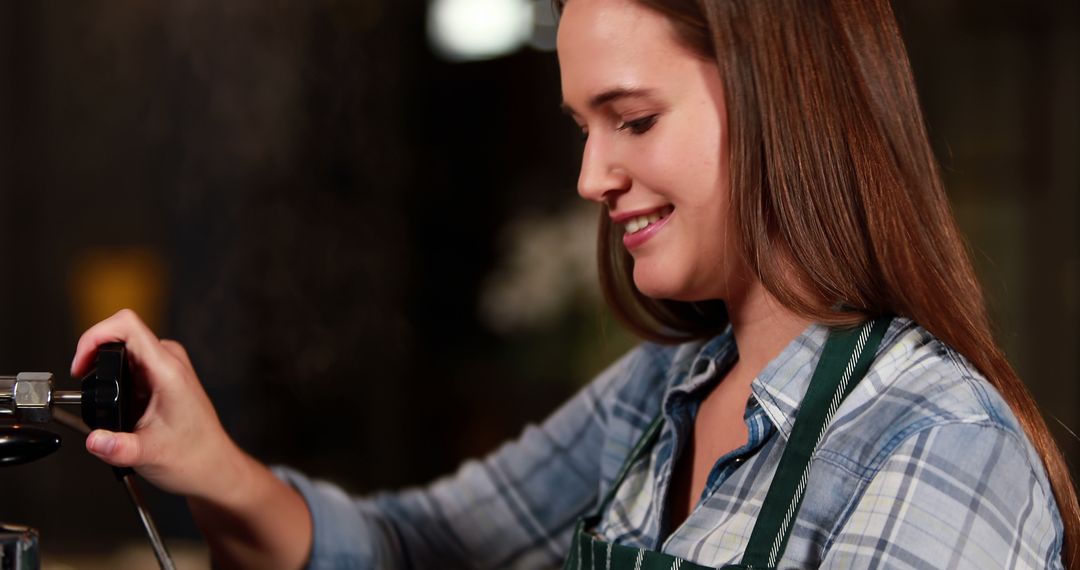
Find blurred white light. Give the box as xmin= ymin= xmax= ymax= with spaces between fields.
xmin=428 ymin=0 xmax=535 ymax=62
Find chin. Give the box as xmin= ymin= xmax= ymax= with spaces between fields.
xmin=632 ymin=259 xmax=720 ymax=302
xmin=632 ymin=267 xmax=694 ymax=301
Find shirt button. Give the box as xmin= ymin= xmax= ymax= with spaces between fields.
xmin=733 ymin=457 xmax=744 ymax=464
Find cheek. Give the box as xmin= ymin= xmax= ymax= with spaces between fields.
xmin=654 ymin=119 xmax=726 ymax=206
xmin=669 ymin=134 xmax=730 ymax=210
xmin=691 ymin=119 xmax=728 ymax=196
xmin=672 ymin=128 xmax=732 ymax=256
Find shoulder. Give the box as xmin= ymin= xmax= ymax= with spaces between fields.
xmin=816 ymin=318 xmax=1064 ymax=567
xmin=821 ymin=419 xmax=1064 ymax=569
xmin=822 ymin=318 xmax=1039 ymax=475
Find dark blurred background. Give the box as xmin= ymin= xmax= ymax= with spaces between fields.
xmin=0 ymin=1 xmax=1077 ymax=567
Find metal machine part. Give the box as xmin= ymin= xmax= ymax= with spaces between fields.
xmin=0 ymin=373 xmax=76 ymax=466
xmin=0 ymin=524 xmax=38 ymax=570
xmin=39 ymin=410 xmax=175 ymax=570
xmin=0 ymin=343 xmax=175 ymax=570
xmin=122 ymin=472 xmax=176 ymax=570
xmin=0 ymin=426 xmax=60 ymax=467
xmin=0 ymin=372 xmax=81 ymax=423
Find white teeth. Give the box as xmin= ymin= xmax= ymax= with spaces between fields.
xmin=623 ymin=209 xmax=670 ymax=235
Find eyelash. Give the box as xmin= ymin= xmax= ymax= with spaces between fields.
xmin=617 ymin=114 xmax=658 ymax=135
xmin=574 ymin=114 xmax=659 ymax=141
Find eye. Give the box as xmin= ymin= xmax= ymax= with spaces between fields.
xmin=617 ymin=114 xmax=658 ymax=135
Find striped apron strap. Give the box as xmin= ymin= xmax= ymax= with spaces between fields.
xmin=738 ymin=317 xmax=892 ymax=568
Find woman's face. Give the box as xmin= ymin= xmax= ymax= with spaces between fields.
xmin=558 ymin=0 xmax=742 ymax=302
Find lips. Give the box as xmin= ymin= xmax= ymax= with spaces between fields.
xmin=620 ymin=205 xmax=674 ymax=235
xmin=617 ymin=205 xmax=674 ymax=250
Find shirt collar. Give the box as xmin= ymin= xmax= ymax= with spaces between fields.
xmin=663 ymin=321 xmax=830 ymax=440
xmin=660 ymin=327 xmax=737 ymax=424
xmin=664 ymin=327 xmax=737 ymax=394
xmin=750 ymin=322 xmax=829 ymax=439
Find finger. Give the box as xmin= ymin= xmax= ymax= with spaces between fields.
xmin=86 ymin=429 xmax=144 ymax=468
xmin=71 ymin=309 xmax=166 ymax=377
xmin=159 ymin=339 xmax=194 ymax=370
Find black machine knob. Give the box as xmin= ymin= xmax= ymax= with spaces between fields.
xmin=80 ymin=343 xmax=137 ymax=433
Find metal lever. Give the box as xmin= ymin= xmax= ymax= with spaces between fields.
xmin=46 ymin=408 xmax=175 ymax=570
xmin=120 ymin=472 xmax=176 ymax=570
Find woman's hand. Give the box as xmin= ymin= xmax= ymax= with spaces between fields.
xmin=71 ymin=308 xmax=245 ymax=500
xmin=73 ymin=309 xmax=314 ymax=568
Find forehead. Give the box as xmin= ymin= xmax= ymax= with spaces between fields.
xmin=557 ymin=0 xmax=692 ymax=102
xmin=557 ymin=0 xmax=660 ymax=50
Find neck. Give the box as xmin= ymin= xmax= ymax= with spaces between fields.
xmin=725 ymin=279 xmax=812 ymax=377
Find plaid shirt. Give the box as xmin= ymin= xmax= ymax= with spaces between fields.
xmin=276 ymin=318 xmax=1064 ymax=569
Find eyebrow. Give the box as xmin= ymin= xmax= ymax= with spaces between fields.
xmin=560 ymin=87 xmax=656 ymax=116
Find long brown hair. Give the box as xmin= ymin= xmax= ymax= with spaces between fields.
xmin=558 ymin=0 xmax=1079 ymax=564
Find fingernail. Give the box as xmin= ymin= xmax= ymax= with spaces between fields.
xmin=88 ymin=433 xmax=116 ymax=455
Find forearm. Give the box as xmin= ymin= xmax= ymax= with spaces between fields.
xmin=187 ymin=449 xmax=313 ymax=570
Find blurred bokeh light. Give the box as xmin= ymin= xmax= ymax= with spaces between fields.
xmin=428 ymin=0 xmax=536 ymax=61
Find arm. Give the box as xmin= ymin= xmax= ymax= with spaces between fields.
xmin=73 ymin=309 xmax=311 ymax=569
xmin=820 ymin=422 xmax=1064 ymax=569
xmin=73 ymin=309 xmax=650 ymax=569
xmin=268 ymin=346 xmax=650 ymax=569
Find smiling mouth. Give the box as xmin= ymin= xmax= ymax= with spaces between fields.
xmin=623 ymin=206 xmax=674 ymax=235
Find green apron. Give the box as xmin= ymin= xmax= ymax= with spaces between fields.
xmin=564 ymin=318 xmax=891 ymax=570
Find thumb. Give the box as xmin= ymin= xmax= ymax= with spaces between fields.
xmin=86 ymin=429 xmax=144 ymax=467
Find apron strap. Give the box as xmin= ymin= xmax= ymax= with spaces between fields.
xmin=566 ymin=415 xmax=664 ymax=570
xmin=599 ymin=415 xmax=665 ymax=515
xmin=739 ymin=317 xmax=892 ymax=568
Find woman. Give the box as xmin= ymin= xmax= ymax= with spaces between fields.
xmin=71 ymin=0 xmax=1076 ymax=567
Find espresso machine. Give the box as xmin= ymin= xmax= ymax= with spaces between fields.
xmin=0 ymin=343 xmax=174 ymax=569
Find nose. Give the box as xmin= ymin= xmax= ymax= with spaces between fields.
xmin=576 ymin=136 xmax=630 ymax=204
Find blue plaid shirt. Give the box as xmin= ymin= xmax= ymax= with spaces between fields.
xmin=275 ymin=318 xmax=1064 ymax=568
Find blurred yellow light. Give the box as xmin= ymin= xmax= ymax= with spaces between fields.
xmin=69 ymin=247 xmax=169 ymax=332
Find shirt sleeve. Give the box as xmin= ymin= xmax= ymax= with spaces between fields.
xmin=273 ymin=345 xmax=652 ymax=570
xmin=820 ymin=421 xmax=1064 ymax=569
